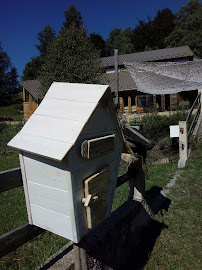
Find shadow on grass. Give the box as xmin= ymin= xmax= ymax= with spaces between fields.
xmin=40 ymin=187 xmax=171 ymax=270
xmin=80 ymin=186 xmax=171 ymax=270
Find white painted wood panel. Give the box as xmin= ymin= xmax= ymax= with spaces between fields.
xmin=23 ymin=153 xmax=71 ymax=191
xmin=19 ymin=152 xmax=33 ymax=224
xmin=8 ymin=132 xmax=71 ymax=161
xmin=31 ymin=204 xmax=73 ymax=240
xmin=22 ymin=115 xmax=84 ymax=143
xmin=28 ymin=182 xmax=71 ymax=216
xmin=45 ymin=82 xmax=108 ymax=103
xmin=35 ymin=99 xmax=96 ymax=122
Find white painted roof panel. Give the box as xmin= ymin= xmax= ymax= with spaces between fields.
xmin=8 ymin=82 xmax=109 ymax=161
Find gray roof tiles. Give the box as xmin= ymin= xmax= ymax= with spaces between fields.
xmin=101 ymin=46 xmax=194 ymax=67
xmin=20 ymin=80 xmax=41 ymax=99
xmin=20 ymin=46 xmax=194 ymax=94
xmin=100 ymin=70 xmax=137 ymax=92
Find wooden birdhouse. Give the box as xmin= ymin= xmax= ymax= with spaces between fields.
xmin=8 ymin=82 xmax=123 ymax=243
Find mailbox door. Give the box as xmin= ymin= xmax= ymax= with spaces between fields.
xmin=83 ymin=167 xmax=109 ymax=229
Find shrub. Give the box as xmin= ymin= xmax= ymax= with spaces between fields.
xmin=130 ymin=111 xmax=187 ymax=142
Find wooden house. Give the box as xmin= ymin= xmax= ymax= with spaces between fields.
xmin=20 ymin=80 xmax=40 ymax=120
xmin=100 ymin=46 xmax=197 ymax=113
xmin=8 ymin=82 xmax=123 ymax=243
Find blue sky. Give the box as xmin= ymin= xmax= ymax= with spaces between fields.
xmin=0 ymin=0 xmax=189 ymax=79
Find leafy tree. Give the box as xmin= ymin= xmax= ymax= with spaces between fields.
xmin=106 ymin=27 xmax=134 ymax=56
xmin=89 ymin=33 xmax=106 ymax=57
xmin=165 ymin=0 xmax=202 ymax=58
xmin=39 ymin=25 xmax=102 ymax=96
xmin=35 ymin=25 xmax=56 ymax=56
xmin=132 ymin=8 xmax=175 ymax=52
xmin=61 ymin=4 xmax=83 ymax=31
xmin=22 ymin=25 xmax=55 ymax=80
xmin=22 ymin=56 xmax=43 ymax=81
xmin=0 ymin=42 xmax=19 ymax=105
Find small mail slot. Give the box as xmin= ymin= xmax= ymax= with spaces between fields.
xmin=81 ymin=134 xmax=116 ymax=159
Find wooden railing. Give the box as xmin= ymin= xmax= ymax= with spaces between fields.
xmin=0 ymin=158 xmax=142 ymax=259
xmin=178 ymin=91 xmax=201 ymax=168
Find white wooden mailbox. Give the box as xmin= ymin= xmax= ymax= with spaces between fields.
xmin=8 ymin=82 xmax=123 ymax=243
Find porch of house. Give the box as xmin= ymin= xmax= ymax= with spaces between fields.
xmin=118 ymin=90 xmax=198 ymax=114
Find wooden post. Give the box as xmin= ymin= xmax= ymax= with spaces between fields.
xmin=161 ymin=94 xmax=165 ymax=111
xmin=74 ymin=243 xmax=88 ymax=270
xmin=23 ymin=87 xmax=25 ymax=102
xmin=114 ymin=49 xmax=119 ymax=109
xmin=29 ymin=94 xmax=32 ymax=116
xmin=128 ymin=96 xmax=132 ymax=113
xmin=199 ymin=89 xmax=202 ymax=114
xmin=119 ymin=97 xmax=124 ymax=113
xmin=178 ymin=121 xmax=188 ymax=168
xmin=153 ymin=94 xmax=156 ymax=109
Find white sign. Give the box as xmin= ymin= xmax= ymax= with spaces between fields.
xmin=170 ymin=125 xmax=179 ymax=138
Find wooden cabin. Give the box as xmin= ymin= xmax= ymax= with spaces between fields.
xmin=20 ymin=80 xmax=40 ymax=120
xmin=100 ymin=46 xmax=196 ymax=113
xmin=8 ymin=82 xmax=123 ymax=243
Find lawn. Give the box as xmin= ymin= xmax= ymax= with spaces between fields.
xmin=0 ymin=104 xmax=23 ymax=121
xmin=0 ymin=158 xmax=178 ymax=269
xmin=144 ymin=141 xmax=202 ymax=270
xmin=0 ymin=122 xmax=201 ymax=269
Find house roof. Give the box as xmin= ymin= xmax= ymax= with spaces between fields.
xmin=8 ymin=82 xmax=109 ymax=161
xmin=100 ymin=70 xmax=137 ymax=92
xmin=101 ymin=46 xmax=194 ymax=67
xmin=20 ymin=80 xmax=41 ymax=99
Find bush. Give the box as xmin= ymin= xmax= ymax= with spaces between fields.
xmin=130 ymin=111 xmax=187 ymax=142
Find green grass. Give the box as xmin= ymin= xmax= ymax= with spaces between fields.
xmin=144 ymin=141 xmax=202 ymax=270
xmin=0 ymin=104 xmax=23 ymax=121
xmin=0 ymin=121 xmax=200 ymax=269
xmin=0 ymin=123 xmax=22 ymax=171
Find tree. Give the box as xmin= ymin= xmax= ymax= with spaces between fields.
xmin=0 ymin=42 xmax=19 ymax=105
xmin=106 ymin=27 xmax=134 ymax=56
xmin=39 ymin=25 xmax=102 ymax=96
xmin=89 ymin=33 xmax=106 ymax=57
xmin=165 ymin=0 xmax=202 ymax=58
xmin=61 ymin=4 xmax=83 ymax=31
xmin=132 ymin=8 xmax=175 ymax=52
xmin=22 ymin=25 xmax=55 ymax=80
xmin=22 ymin=56 xmax=43 ymax=81
xmin=35 ymin=25 xmax=56 ymax=56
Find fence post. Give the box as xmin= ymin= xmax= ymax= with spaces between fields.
xmin=74 ymin=241 xmax=88 ymax=270
xmin=178 ymin=121 xmax=188 ymax=168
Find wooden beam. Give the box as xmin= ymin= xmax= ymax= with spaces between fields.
xmin=0 ymin=167 xmax=22 ymax=193
xmin=119 ymin=97 xmax=124 ymax=113
xmin=128 ymin=96 xmax=132 ymax=113
xmin=153 ymin=94 xmax=156 ymax=108
xmin=114 ymin=49 xmax=119 ymax=108
xmin=29 ymin=93 xmax=32 ymax=102
xmin=23 ymin=87 xmax=25 ymax=102
xmin=0 ymin=223 xmax=44 ymax=258
xmin=161 ymin=94 xmax=165 ymax=111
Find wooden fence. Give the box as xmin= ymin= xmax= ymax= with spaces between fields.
xmin=178 ymin=91 xmax=201 ymax=168
xmin=0 ymin=164 xmax=134 ymax=259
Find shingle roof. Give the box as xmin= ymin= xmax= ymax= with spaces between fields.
xmin=100 ymin=70 xmax=137 ymax=92
xmin=20 ymin=80 xmax=41 ymax=99
xmin=101 ymin=46 xmax=194 ymax=67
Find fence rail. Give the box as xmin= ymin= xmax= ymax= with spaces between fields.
xmin=0 ymin=158 xmax=140 ymax=259
xmin=178 ymin=91 xmax=201 ymax=168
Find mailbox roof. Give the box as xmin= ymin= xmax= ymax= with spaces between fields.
xmin=8 ymin=82 xmax=109 ymax=161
